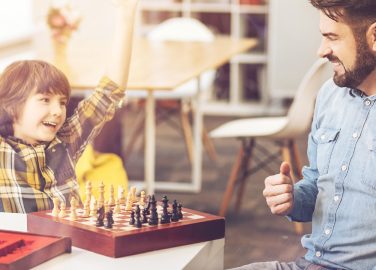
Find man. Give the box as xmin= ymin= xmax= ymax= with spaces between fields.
xmin=232 ymin=0 xmax=376 ymax=269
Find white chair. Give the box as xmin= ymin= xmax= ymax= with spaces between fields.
xmin=125 ymin=17 xmax=217 ymax=164
xmin=210 ymin=58 xmax=331 ymax=233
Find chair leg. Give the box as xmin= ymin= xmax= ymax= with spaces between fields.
xmin=281 ymin=141 xmax=304 ymax=235
xmin=234 ymin=139 xmax=254 ymax=213
xmin=219 ymin=144 xmax=245 ymax=217
xmin=202 ymin=127 xmax=218 ymax=162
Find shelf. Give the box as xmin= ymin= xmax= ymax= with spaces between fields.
xmin=202 ymin=101 xmax=286 ymax=116
xmin=140 ymin=2 xmax=268 ymax=14
xmin=231 ymin=52 xmax=267 ymax=64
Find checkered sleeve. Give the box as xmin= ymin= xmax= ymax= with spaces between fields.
xmin=58 ymin=76 xmax=125 ymax=163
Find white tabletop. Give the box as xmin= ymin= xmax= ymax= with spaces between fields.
xmin=0 ymin=213 xmax=224 ymax=270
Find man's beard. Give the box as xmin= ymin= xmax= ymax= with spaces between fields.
xmin=328 ymin=37 xmax=376 ymax=89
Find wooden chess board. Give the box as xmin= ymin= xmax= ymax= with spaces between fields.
xmin=27 ymin=204 xmax=225 ymax=258
xmin=0 ymin=230 xmax=71 ymax=270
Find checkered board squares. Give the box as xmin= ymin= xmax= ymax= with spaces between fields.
xmin=45 ymin=206 xmax=204 ymax=232
xmin=27 ymin=205 xmax=225 ymax=257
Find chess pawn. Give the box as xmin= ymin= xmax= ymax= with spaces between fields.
xmin=130 ymin=186 xmax=137 ymax=203
xmin=90 ymin=198 xmax=97 ymax=217
xmin=52 ymin=197 xmax=60 ymax=217
xmin=118 ymin=185 xmax=125 ymax=204
xmin=82 ymin=200 xmax=90 ymax=218
xmin=58 ymin=202 xmax=67 ymax=218
xmin=69 ymin=197 xmax=78 ymax=221
xmin=98 ymin=181 xmax=105 ymax=207
xmin=114 ymin=198 xmax=121 ymax=216
xmin=125 ymin=194 xmax=132 ymax=211
xmin=139 ymin=191 xmax=146 ymax=208
xmin=85 ymin=181 xmax=92 ymax=205
xmin=108 ymin=184 xmax=115 ymax=206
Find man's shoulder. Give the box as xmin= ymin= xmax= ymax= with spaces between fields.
xmin=317 ymin=79 xmax=349 ymax=103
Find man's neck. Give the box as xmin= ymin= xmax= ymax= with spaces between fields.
xmin=359 ymin=69 xmax=376 ymax=96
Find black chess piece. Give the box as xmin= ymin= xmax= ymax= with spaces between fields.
xmin=160 ymin=196 xmax=171 ymax=224
xmin=145 ymin=195 xmax=151 ymax=215
xmin=178 ymin=203 xmax=183 ymax=219
xmin=135 ymin=205 xmax=142 ymax=228
xmin=96 ymin=206 xmax=105 ymax=227
xmin=129 ymin=210 xmax=135 ymax=225
xmin=148 ymin=195 xmax=158 ymax=225
xmin=142 ymin=208 xmax=148 ymax=223
xmin=104 ymin=210 xmax=114 ymax=229
xmin=171 ymin=200 xmax=179 ymax=222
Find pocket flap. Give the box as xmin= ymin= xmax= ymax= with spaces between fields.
xmin=314 ymin=128 xmax=340 ymax=143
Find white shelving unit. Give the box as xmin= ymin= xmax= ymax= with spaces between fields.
xmin=138 ymin=0 xmax=321 ymax=116
xmin=138 ymin=0 xmax=270 ymax=116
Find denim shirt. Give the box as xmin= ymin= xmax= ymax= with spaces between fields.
xmin=288 ymin=79 xmax=376 ymax=270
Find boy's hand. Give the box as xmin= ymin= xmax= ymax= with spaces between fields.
xmin=263 ymin=162 xmax=294 ymax=216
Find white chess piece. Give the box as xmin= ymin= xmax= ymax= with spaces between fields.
xmin=52 ymin=197 xmax=60 ymax=217
xmin=69 ymin=197 xmax=78 ymax=220
xmin=58 ymin=202 xmax=66 ymax=218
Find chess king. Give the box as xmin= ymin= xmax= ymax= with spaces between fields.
xmin=0 ymin=0 xmax=139 ymax=213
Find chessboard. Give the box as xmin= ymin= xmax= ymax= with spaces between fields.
xmin=0 ymin=230 xmax=71 ymax=270
xmin=27 ymin=196 xmax=225 ymax=258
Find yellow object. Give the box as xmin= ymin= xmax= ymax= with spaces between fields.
xmin=75 ymin=145 xmax=128 ymax=203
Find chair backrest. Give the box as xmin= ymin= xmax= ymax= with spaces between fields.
xmin=147 ymin=17 xmax=215 ymax=42
xmin=275 ymin=58 xmax=332 ymax=138
xmin=147 ymin=17 xmax=216 ymax=98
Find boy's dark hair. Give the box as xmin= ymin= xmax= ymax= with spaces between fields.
xmin=0 ymin=60 xmax=71 ymax=136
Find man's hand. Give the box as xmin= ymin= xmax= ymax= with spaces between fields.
xmin=263 ymin=162 xmax=294 ymax=216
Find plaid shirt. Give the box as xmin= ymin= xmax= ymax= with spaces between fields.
xmin=0 ymin=76 xmax=124 ymax=213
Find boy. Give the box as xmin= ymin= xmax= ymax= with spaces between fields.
xmin=0 ymin=0 xmax=138 ymax=213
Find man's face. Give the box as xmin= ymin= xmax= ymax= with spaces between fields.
xmin=317 ymin=11 xmax=376 ymax=89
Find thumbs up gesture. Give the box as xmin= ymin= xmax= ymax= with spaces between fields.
xmin=263 ymin=162 xmax=294 ymax=216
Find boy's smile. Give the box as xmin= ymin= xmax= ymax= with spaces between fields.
xmin=12 ymin=92 xmax=67 ymax=145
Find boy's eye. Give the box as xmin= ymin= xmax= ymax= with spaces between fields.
xmin=40 ymin=98 xmax=50 ymax=103
xmin=60 ymin=100 xmax=67 ymax=106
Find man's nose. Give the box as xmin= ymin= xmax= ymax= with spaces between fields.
xmin=317 ymin=39 xmax=332 ymax=58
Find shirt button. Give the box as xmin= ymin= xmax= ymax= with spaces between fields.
xmin=352 ymin=132 xmax=358 ymax=138
xmin=320 ymin=134 xmax=326 ymax=140
xmin=315 ymin=251 xmax=322 ymax=257
xmin=52 ymin=148 xmax=56 ymax=153
xmin=341 ymin=165 xmax=347 ymax=171
xmin=364 ymin=99 xmax=371 ymax=106
xmin=334 ymin=195 xmax=339 ymax=202
xmin=325 ymin=229 xmax=331 ymax=235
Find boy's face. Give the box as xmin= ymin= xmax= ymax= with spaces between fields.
xmin=13 ymin=91 xmax=67 ymax=144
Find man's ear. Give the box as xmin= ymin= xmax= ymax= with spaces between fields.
xmin=368 ymin=22 xmax=376 ymax=52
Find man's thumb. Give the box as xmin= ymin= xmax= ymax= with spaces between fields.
xmin=280 ymin=162 xmax=291 ymax=177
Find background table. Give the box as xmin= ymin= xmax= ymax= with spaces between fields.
xmin=2 ymin=34 xmax=257 ymax=194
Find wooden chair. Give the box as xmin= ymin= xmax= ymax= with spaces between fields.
xmin=125 ymin=17 xmax=217 ymax=165
xmin=210 ymin=58 xmax=331 ymax=234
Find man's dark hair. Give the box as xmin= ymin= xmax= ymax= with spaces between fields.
xmin=310 ymin=0 xmax=376 ymax=38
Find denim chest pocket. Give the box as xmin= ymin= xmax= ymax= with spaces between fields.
xmin=361 ymin=139 xmax=376 ymax=191
xmin=314 ymin=128 xmax=340 ymax=174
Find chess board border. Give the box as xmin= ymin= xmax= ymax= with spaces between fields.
xmin=27 ymin=207 xmax=225 ymax=258
xmin=0 ymin=230 xmax=71 ymax=270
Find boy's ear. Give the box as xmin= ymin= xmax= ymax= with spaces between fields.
xmin=368 ymin=22 xmax=376 ymax=52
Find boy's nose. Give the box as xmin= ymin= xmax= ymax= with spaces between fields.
xmin=51 ymin=104 xmax=63 ymax=116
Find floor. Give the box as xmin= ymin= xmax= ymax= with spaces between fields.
xmin=117 ymin=108 xmax=310 ymax=269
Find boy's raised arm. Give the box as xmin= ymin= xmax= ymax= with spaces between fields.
xmin=104 ymin=0 xmax=139 ymax=88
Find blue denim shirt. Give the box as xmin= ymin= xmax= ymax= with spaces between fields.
xmin=288 ymin=79 xmax=376 ymax=270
